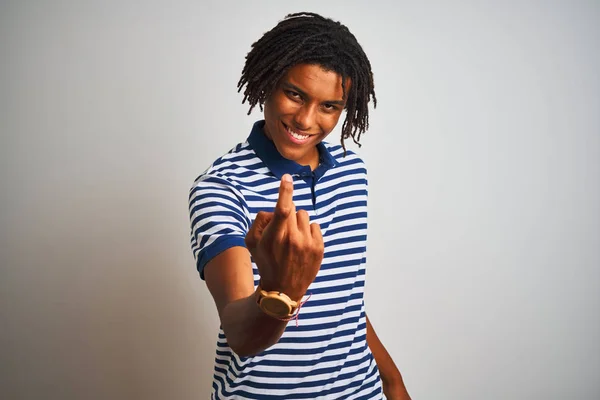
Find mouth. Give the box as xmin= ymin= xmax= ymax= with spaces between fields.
xmin=282 ymin=122 xmax=313 ymax=144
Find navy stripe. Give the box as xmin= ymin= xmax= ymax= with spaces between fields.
xmin=189 ymin=125 xmax=381 ymax=399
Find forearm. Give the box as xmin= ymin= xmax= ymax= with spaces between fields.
xmin=205 ymin=175 xmax=323 ymax=358
xmin=366 ymin=315 xmax=411 ymax=399
xmin=221 ymin=293 xmax=287 ymax=357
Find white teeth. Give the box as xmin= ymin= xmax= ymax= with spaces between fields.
xmin=291 ymin=132 xmax=309 ymax=140
xmin=287 ymin=127 xmax=309 ymax=140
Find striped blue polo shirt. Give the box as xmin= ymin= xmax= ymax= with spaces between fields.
xmin=189 ymin=120 xmax=383 ymax=399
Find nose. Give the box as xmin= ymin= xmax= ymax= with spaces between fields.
xmin=292 ymin=104 xmax=316 ymax=131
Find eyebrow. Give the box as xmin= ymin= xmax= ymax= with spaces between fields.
xmin=282 ymin=82 xmax=346 ymax=106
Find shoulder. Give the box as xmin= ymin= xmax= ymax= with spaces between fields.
xmin=189 ymin=140 xmax=257 ymax=206
xmin=322 ymin=141 xmax=368 ymax=175
xmin=190 ymin=138 xmax=270 ymax=191
xmin=194 ymin=141 xmax=252 ymax=181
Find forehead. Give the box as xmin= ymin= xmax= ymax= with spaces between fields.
xmin=281 ymin=64 xmax=350 ymax=100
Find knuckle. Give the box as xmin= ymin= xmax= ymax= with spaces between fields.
xmin=314 ymin=241 xmax=325 ymax=254
xmin=244 ymin=231 xmax=256 ymax=246
xmin=275 ymin=206 xmax=292 ymax=218
xmin=255 ymin=211 xmax=271 ymax=226
xmin=311 ymin=223 xmax=322 ymax=235
xmin=297 ymin=209 xmax=308 ymax=218
xmin=287 ymin=234 xmax=303 ymax=250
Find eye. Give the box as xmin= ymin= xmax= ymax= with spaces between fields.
xmin=285 ymin=90 xmax=302 ymax=101
xmin=323 ymin=103 xmax=339 ymax=112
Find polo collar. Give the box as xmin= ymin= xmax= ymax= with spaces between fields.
xmin=247 ymin=120 xmax=337 ymax=181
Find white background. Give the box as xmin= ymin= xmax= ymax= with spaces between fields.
xmin=1 ymin=0 xmax=599 ymax=399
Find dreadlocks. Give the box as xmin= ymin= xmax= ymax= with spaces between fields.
xmin=237 ymin=12 xmax=376 ymax=153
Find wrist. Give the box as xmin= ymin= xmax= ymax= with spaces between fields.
xmin=255 ymin=285 xmax=299 ymax=319
xmin=257 ymin=280 xmax=305 ymax=303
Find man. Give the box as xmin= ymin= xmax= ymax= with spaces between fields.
xmin=189 ymin=12 xmax=411 ymax=399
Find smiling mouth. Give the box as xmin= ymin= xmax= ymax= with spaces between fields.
xmin=283 ymin=123 xmax=312 ymax=141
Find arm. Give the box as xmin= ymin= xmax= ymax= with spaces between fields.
xmin=366 ymin=315 xmax=411 ymax=400
xmin=204 ymin=175 xmax=323 ymax=357
xmin=204 ymin=246 xmax=287 ymax=357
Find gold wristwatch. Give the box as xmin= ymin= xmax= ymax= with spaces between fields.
xmin=255 ymin=286 xmax=299 ymax=319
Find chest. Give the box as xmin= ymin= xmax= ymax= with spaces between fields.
xmin=241 ymin=174 xmax=368 ymax=245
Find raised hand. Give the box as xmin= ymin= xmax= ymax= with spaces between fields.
xmin=245 ymin=174 xmax=324 ymax=301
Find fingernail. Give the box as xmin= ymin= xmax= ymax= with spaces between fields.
xmin=283 ymin=174 xmax=292 ymax=183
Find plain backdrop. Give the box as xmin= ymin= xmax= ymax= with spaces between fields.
xmin=1 ymin=1 xmax=599 ymax=399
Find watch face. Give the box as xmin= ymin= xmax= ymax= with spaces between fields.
xmin=261 ymin=297 xmax=292 ymax=317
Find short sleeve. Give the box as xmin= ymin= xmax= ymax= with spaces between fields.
xmin=188 ymin=174 xmax=250 ymax=280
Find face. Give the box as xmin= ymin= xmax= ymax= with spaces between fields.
xmin=263 ymin=63 xmax=348 ymax=169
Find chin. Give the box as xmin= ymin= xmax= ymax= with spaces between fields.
xmin=277 ymin=145 xmax=304 ymax=163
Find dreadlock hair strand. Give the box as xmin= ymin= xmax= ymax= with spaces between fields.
xmin=238 ymin=12 xmax=376 ymax=154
